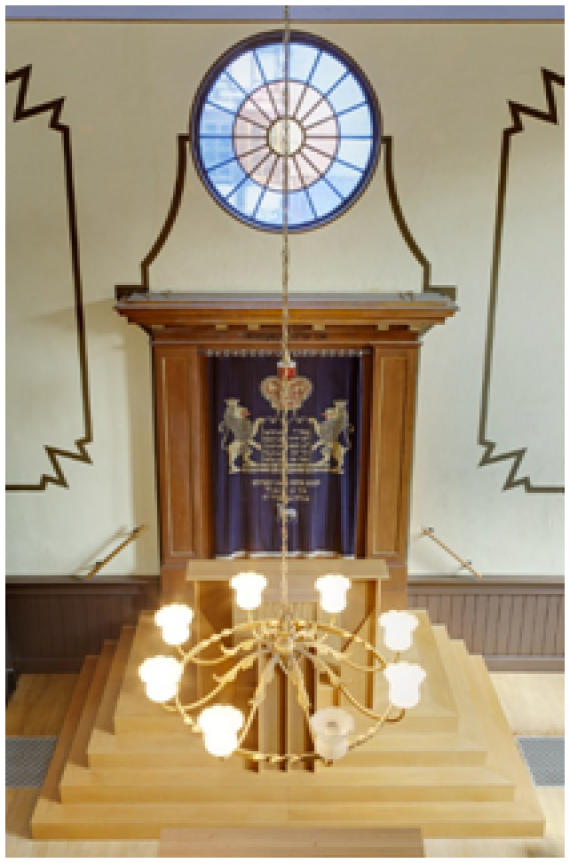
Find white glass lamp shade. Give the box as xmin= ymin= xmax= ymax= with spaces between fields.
xmin=138 ymin=655 xmax=183 ymax=703
xmin=230 ymin=572 xmax=267 ymax=611
xmin=379 ymin=610 xmax=419 ymax=652
xmin=197 ymin=705 xmax=244 ymax=757
xmin=314 ymin=574 xmax=351 ymax=614
xmin=155 ymin=603 xmax=194 ymax=646
xmin=310 ymin=707 xmax=354 ymax=761
xmin=384 ymin=662 xmax=426 ymax=709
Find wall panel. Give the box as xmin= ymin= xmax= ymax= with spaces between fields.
xmin=409 ymin=577 xmax=564 ymax=671
xmin=6 ymin=577 xmax=160 ymax=674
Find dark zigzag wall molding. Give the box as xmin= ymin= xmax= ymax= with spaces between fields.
xmin=5 ymin=64 xmax=93 ymax=492
xmin=478 ymin=67 xmax=564 ymax=494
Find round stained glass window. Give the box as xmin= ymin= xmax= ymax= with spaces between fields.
xmin=191 ymin=31 xmax=380 ymax=232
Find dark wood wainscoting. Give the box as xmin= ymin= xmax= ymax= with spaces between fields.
xmin=409 ymin=576 xmax=564 ymax=671
xmin=6 ymin=577 xmax=160 ymax=675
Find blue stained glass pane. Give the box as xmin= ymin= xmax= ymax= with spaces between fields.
xmin=325 ymin=160 xmax=362 ymax=198
xmin=226 ymin=50 xmax=264 ymax=93
xmin=255 ymin=188 xmax=283 ymax=226
xmin=336 ymin=138 xmax=373 ymax=171
xmin=207 ymin=74 xmax=246 ymax=113
xmin=288 ymin=189 xmax=316 ymax=227
xmin=227 ymin=178 xmax=264 ymax=217
xmin=199 ymin=103 xmax=235 ymax=136
xmin=328 ymin=75 xmax=365 ymax=113
xmin=208 ymin=159 xmax=247 ymax=199
xmin=289 ymin=43 xmax=319 ymax=82
xmin=200 ymin=136 xmax=235 ymax=170
xmin=338 ymin=104 xmax=373 ymax=137
xmin=255 ymin=44 xmax=283 ymax=83
xmin=310 ymin=52 xmax=346 ymax=94
xmin=307 ymin=178 xmax=342 ymax=218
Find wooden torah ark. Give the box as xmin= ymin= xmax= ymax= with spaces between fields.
xmin=115 ymin=291 xmax=457 ymax=608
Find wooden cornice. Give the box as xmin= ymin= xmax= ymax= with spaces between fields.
xmin=115 ymin=291 xmax=457 ymax=343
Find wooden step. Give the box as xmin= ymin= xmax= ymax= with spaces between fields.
xmin=63 ymin=642 xmax=116 ymax=769
xmin=28 ymin=798 xmax=546 ymax=841
xmin=463 ymin=649 xmax=544 ymax=825
xmin=31 ymin=642 xmax=115 ymax=840
xmin=35 ymin=656 xmax=97 ymax=802
xmin=60 ymin=761 xmax=513 ymax=804
xmin=158 ymin=826 xmax=426 ymax=858
xmin=87 ymin=724 xmax=487 ymax=770
xmin=58 ymin=627 xmax=136 ymax=803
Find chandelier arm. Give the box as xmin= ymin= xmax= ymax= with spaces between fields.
xmin=386 ymin=707 xmax=406 ymax=724
xmin=177 ymin=621 xmax=275 ymax=664
xmin=304 ymin=639 xmax=387 ymax=674
xmin=182 ymin=637 xmax=262 ymax=667
xmin=312 ymin=621 xmax=390 ymax=667
xmin=236 ymin=695 xmax=262 ymax=749
xmin=175 ymin=648 xmax=267 ymax=712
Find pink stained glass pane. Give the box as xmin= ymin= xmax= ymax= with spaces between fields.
xmin=294 ymin=153 xmax=322 ymax=187
xmin=303 ymin=117 xmax=338 ymax=137
xmin=249 ymin=84 xmax=278 ymax=122
xmin=234 ymin=137 xmax=268 ymax=159
xmin=250 ymin=154 xmax=278 ymax=187
xmin=294 ymin=86 xmax=323 ymax=122
xmin=267 ymin=81 xmax=305 ymax=118
xmin=303 ymin=135 xmax=337 ymax=159
xmin=299 ymin=147 xmax=332 ymax=177
xmin=237 ymin=99 xmax=272 ymax=132
xmin=268 ymin=156 xmax=304 ymax=191
xmin=301 ymin=99 xmax=334 ymax=128
xmin=233 ymin=112 xmax=266 ymax=139
xmin=239 ymin=147 xmax=272 ymax=177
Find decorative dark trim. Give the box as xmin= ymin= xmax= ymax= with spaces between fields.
xmin=141 ymin=134 xmax=191 ymax=291
xmin=478 ymin=67 xmax=564 ymax=494
xmin=5 ymin=65 xmax=93 ymax=492
xmin=383 ymin=136 xmax=456 ymax=300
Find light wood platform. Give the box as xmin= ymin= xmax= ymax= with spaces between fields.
xmin=29 ymin=609 xmax=546 ymax=842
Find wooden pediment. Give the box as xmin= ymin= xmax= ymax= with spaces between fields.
xmin=115 ymin=291 xmax=456 ymax=345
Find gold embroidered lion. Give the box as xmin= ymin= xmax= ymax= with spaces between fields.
xmin=219 ymin=399 xmax=262 ymax=474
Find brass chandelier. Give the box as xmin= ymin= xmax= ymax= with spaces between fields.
xmin=139 ymin=8 xmax=426 ymax=766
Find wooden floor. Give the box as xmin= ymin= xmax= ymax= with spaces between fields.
xmin=6 ymin=671 xmax=564 ymax=858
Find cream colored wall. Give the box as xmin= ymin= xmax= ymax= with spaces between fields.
xmin=5 ymin=21 xmax=564 ymax=576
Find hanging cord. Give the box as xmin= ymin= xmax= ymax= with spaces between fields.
xmin=280 ymin=6 xmax=291 ymax=609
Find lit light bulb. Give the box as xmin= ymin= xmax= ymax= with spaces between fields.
xmin=315 ymin=574 xmax=351 ymax=614
xmin=230 ymin=572 xmax=267 ymax=611
xmin=155 ymin=603 xmax=194 ymax=646
xmin=197 ymin=705 xmax=244 ymax=757
xmin=138 ymin=655 xmax=183 ymax=703
xmin=379 ymin=610 xmax=419 ymax=652
xmin=310 ymin=707 xmax=354 ymax=760
xmin=383 ymin=662 xmax=426 ymax=709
